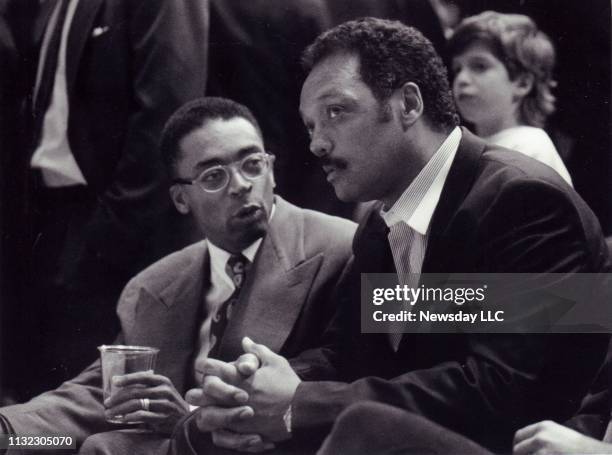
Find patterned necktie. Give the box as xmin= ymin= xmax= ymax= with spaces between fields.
xmin=208 ymin=254 xmax=249 ymax=357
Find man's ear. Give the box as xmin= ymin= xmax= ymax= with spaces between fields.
xmin=512 ymin=73 xmax=534 ymax=100
xmin=399 ymin=82 xmax=423 ymax=128
xmin=169 ymin=185 xmax=191 ymax=215
xmin=268 ymin=154 xmax=276 ymax=189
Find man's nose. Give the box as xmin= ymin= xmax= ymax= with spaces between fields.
xmin=227 ymin=169 xmax=252 ymax=196
xmin=309 ymin=130 xmax=332 ymax=158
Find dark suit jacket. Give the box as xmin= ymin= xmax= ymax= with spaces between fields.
xmin=0 ymin=197 xmax=355 ymax=449
xmin=291 ymin=129 xmax=611 ymax=452
xmin=28 ymin=0 xmax=209 ymax=276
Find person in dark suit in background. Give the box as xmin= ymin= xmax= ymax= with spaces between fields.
xmin=182 ymin=18 xmax=610 ymax=454
xmin=11 ymin=0 xmax=208 ymax=399
xmin=0 ymin=97 xmax=355 ymax=455
xmin=0 ymin=0 xmax=21 ymax=404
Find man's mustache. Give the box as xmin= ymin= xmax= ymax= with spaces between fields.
xmin=319 ymin=156 xmax=348 ymax=170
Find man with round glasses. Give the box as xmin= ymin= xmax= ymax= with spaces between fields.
xmin=0 ymin=97 xmax=356 ymax=454
xmin=173 ymin=152 xmax=271 ymax=194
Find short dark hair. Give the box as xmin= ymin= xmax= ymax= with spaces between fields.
xmin=448 ymin=11 xmax=556 ymax=128
xmin=302 ymin=17 xmax=459 ymax=132
xmin=160 ymin=97 xmax=262 ymax=177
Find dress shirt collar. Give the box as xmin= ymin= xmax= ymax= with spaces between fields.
xmin=381 ymin=127 xmax=461 ymax=235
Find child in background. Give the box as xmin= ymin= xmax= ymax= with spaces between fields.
xmin=448 ymin=11 xmax=572 ymax=185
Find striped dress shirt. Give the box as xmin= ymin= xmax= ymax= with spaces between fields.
xmin=381 ymin=127 xmax=461 ymax=348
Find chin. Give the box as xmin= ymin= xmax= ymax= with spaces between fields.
xmin=333 ymin=182 xmax=375 ymax=204
xmin=233 ymin=222 xmax=269 ymax=248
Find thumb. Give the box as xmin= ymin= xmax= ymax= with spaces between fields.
xmin=242 ymin=337 xmax=277 ymax=365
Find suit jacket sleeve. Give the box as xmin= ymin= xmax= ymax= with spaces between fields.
xmin=291 ymin=179 xmax=610 ymax=448
xmin=89 ymin=0 xmax=208 ymax=271
xmin=0 ymin=357 xmax=117 ymax=452
xmin=287 ymin=256 xmax=354 ymax=382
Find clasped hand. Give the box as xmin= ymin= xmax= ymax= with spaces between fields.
xmin=186 ymin=337 xmax=301 ymax=452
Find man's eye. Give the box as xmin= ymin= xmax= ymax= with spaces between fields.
xmin=327 ymin=106 xmax=343 ymax=119
xmin=201 ymin=169 xmax=225 ymax=182
xmin=243 ymin=157 xmax=265 ymax=172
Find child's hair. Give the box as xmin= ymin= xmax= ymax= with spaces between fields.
xmin=448 ymin=11 xmax=556 ymax=128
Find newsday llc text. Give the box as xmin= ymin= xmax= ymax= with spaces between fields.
xmin=361 ymin=273 xmax=612 ymax=334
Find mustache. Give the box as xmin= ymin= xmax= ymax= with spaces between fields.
xmin=319 ymin=156 xmax=348 ymax=170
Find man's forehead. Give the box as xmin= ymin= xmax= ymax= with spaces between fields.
xmin=300 ymin=53 xmax=363 ymax=109
xmin=178 ymin=117 xmax=264 ymax=166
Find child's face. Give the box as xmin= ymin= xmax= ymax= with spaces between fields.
xmin=452 ymin=43 xmax=522 ymax=135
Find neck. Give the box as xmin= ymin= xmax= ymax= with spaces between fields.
xmin=380 ymin=127 xmax=453 ymax=208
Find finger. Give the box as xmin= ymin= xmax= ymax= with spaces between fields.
xmin=105 ymin=385 xmax=151 ymax=408
xmin=122 ymin=410 xmax=166 ymax=424
xmin=235 ymin=353 xmax=260 ymax=377
xmin=202 ymin=375 xmax=249 ymax=405
xmin=201 ymin=358 xmax=240 ymax=384
xmin=244 ymin=442 xmax=276 ymax=453
xmin=106 ymin=384 xmax=174 ymax=407
xmin=195 ymin=406 xmax=253 ymax=433
xmin=513 ymin=422 xmax=544 ymax=445
xmin=512 ymin=437 xmax=536 ymax=455
xmin=112 ymin=370 xmax=162 ymax=387
xmin=185 ymin=388 xmax=204 ymax=405
xmin=107 ymin=396 xmax=155 ymax=418
xmin=107 ymin=397 xmax=179 ymax=418
xmin=242 ymin=337 xmax=277 ymax=365
xmin=211 ymin=429 xmax=264 ymax=452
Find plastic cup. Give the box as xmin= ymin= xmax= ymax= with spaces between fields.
xmin=98 ymin=345 xmax=159 ymax=424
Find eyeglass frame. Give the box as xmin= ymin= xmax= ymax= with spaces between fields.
xmin=172 ymin=151 xmax=273 ymax=193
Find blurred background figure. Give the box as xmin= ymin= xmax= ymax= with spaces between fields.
xmin=448 ymin=11 xmax=572 ymax=185
xmin=0 ymin=0 xmax=18 ymax=405
xmin=2 ymin=0 xmax=208 ymax=401
xmin=0 ymin=0 xmax=35 ymax=405
xmin=439 ymin=0 xmax=610 ymax=234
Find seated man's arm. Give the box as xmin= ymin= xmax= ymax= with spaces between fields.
xmin=0 ymin=359 xmax=111 ymax=447
xmin=292 ymin=181 xmax=611 ymax=447
xmin=287 ymin=256 xmax=354 ymax=382
xmin=193 ymin=181 xmax=610 ymax=452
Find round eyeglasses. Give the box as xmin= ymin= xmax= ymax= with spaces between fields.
xmin=172 ymin=152 xmax=271 ymax=193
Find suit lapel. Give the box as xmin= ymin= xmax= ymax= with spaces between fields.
xmin=141 ymin=243 xmax=209 ymax=392
xmin=217 ymin=197 xmax=323 ymax=361
xmin=66 ymin=0 xmax=103 ymax=96
xmin=33 ymin=0 xmax=59 ymax=48
xmin=422 ymin=128 xmax=486 ymax=272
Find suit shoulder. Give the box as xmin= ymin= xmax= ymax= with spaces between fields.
xmin=122 ymin=240 xmax=206 ymax=297
xmin=479 ymin=146 xmax=568 ymax=189
xmin=299 ymin=208 xmax=356 ymax=255
xmin=301 ymin=208 xmax=357 ymax=239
